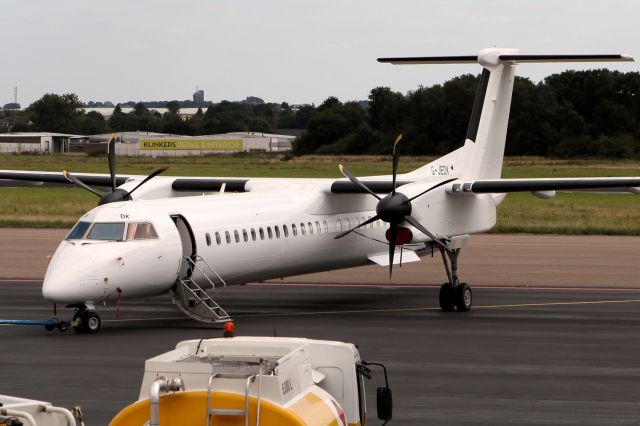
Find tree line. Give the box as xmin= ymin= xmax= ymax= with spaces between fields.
xmin=2 ymin=69 xmax=639 ymax=158
xmin=294 ymin=69 xmax=640 ymax=158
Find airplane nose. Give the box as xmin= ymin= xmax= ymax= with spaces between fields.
xmin=42 ymin=242 xmax=96 ymax=303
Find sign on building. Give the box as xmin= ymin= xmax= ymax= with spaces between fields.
xmin=140 ymin=139 xmax=244 ymax=151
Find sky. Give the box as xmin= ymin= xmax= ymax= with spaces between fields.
xmin=1 ymin=0 xmax=638 ymax=107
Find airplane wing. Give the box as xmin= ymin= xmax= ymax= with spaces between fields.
xmin=0 ymin=170 xmax=416 ymax=194
xmin=329 ymin=180 xmax=413 ymax=194
xmin=448 ymin=178 xmax=640 ymax=194
xmin=0 ymin=170 xmax=131 ymax=188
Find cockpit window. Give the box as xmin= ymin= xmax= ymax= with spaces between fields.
xmin=87 ymin=222 xmax=125 ymax=241
xmin=66 ymin=221 xmax=91 ymax=240
xmin=126 ymin=222 xmax=158 ymax=240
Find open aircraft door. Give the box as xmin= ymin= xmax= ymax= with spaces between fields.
xmin=170 ymin=214 xmax=196 ymax=279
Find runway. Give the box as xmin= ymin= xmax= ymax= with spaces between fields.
xmin=1 ymin=232 xmax=640 ymax=425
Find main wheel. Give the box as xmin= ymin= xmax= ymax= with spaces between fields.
xmin=83 ymin=311 xmax=101 ymax=334
xmin=57 ymin=321 xmax=68 ymax=332
xmin=439 ymin=283 xmax=455 ymax=312
xmin=454 ymin=283 xmax=472 ymax=312
xmin=72 ymin=310 xmax=102 ymax=333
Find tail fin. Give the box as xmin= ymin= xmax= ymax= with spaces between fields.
xmin=379 ymin=49 xmax=633 ymax=180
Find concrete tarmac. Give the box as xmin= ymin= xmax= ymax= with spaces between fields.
xmin=1 ymin=231 xmax=640 ymax=425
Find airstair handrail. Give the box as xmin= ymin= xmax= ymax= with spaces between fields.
xmin=184 ymin=256 xmax=227 ymax=293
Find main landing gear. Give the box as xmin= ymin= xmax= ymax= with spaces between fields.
xmin=71 ymin=304 xmax=102 ymax=334
xmin=438 ymin=247 xmax=472 ymax=312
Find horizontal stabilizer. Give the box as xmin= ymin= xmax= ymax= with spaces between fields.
xmin=378 ymin=56 xmax=478 ymax=64
xmin=378 ymin=53 xmax=634 ymax=65
xmin=499 ymin=54 xmax=634 ymax=63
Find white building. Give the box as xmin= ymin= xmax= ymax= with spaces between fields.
xmin=0 ymin=132 xmax=86 ymax=153
xmin=111 ymin=131 xmax=295 ymax=157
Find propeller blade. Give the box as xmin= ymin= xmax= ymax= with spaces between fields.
xmin=334 ymin=215 xmax=380 ymax=239
xmin=391 ymin=134 xmax=403 ymax=195
xmin=405 ymin=177 xmax=458 ymax=203
xmin=126 ymin=167 xmax=169 ymax=197
xmin=63 ymin=170 xmax=103 ymax=198
xmin=338 ymin=164 xmax=381 ymax=200
xmin=107 ymin=134 xmax=117 ymax=192
xmin=404 ymin=215 xmax=450 ymax=252
xmin=388 ymin=223 xmax=398 ymax=278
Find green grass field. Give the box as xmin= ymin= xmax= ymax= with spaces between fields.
xmin=1 ymin=154 xmax=639 ymax=234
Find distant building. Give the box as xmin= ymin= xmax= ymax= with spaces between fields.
xmin=193 ymin=89 xmax=205 ymax=106
xmin=0 ymin=132 xmax=86 ymax=154
xmin=2 ymin=103 xmax=20 ymax=110
xmin=112 ymin=131 xmax=295 ymax=157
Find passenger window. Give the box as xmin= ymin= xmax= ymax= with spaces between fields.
xmin=126 ymin=222 xmax=158 ymax=240
xmin=206 ymin=233 xmax=211 ymax=246
xmin=225 ymin=231 xmax=231 ymax=244
xmin=337 ymin=219 xmax=342 ymax=231
xmin=243 ymin=229 xmax=249 ymax=242
xmin=283 ymin=225 xmax=289 ymax=237
xmin=259 ymin=227 xmax=265 ymax=240
xmin=66 ymin=221 xmax=91 ymax=240
xmin=345 ymin=218 xmax=350 ymax=228
xmin=316 ymin=221 xmax=321 ymax=234
xmin=292 ymin=224 xmax=297 ymax=237
xmin=275 ymin=226 xmax=281 ymax=238
xmin=308 ymin=222 xmax=314 ymax=235
xmin=300 ymin=223 xmax=306 ymax=236
xmin=323 ymin=220 xmax=328 ymax=233
xmin=267 ymin=227 xmax=273 ymax=239
xmin=234 ymin=230 xmax=240 ymax=243
xmin=87 ymin=222 xmax=125 ymax=241
xmin=215 ymin=232 xmax=221 ymax=245
xmin=251 ymin=229 xmax=256 ymax=241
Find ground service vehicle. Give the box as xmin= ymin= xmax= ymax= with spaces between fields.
xmin=110 ymin=336 xmax=392 ymax=425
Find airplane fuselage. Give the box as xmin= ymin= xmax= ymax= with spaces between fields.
xmin=42 ymin=177 xmax=499 ymax=305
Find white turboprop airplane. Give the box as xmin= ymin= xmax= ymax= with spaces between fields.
xmin=1 ymin=48 xmax=639 ymax=334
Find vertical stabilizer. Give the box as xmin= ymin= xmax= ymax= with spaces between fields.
xmin=378 ymin=49 xmax=633 ymax=181
xmin=464 ymin=48 xmax=518 ymax=179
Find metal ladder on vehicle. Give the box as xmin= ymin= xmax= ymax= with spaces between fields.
xmin=170 ymin=255 xmax=231 ymax=323
xmin=205 ymin=362 xmax=264 ymax=426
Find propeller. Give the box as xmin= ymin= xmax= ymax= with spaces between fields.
xmin=334 ymin=134 xmax=456 ymax=277
xmin=63 ymin=134 xmax=168 ymax=205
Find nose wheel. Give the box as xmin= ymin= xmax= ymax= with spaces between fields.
xmin=72 ymin=306 xmax=102 ymax=334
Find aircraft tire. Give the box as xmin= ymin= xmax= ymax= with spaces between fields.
xmin=455 ymin=283 xmax=472 ymax=312
xmin=439 ymin=283 xmax=455 ymax=312
xmin=83 ymin=311 xmax=101 ymax=334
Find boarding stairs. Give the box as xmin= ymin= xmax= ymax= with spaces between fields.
xmin=170 ymin=255 xmax=231 ymax=323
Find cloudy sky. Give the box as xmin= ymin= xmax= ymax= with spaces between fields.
xmin=1 ymin=0 xmax=638 ymax=107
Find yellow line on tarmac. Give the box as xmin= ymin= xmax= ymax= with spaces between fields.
xmin=21 ymin=298 xmax=638 ymax=326
xmin=475 ymin=299 xmax=640 ymax=309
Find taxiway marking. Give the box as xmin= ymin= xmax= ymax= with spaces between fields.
xmin=3 ymin=297 xmax=640 ymax=327
xmin=96 ymin=298 xmax=640 ymax=323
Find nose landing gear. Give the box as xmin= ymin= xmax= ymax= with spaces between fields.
xmin=71 ymin=305 xmax=102 ymax=334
